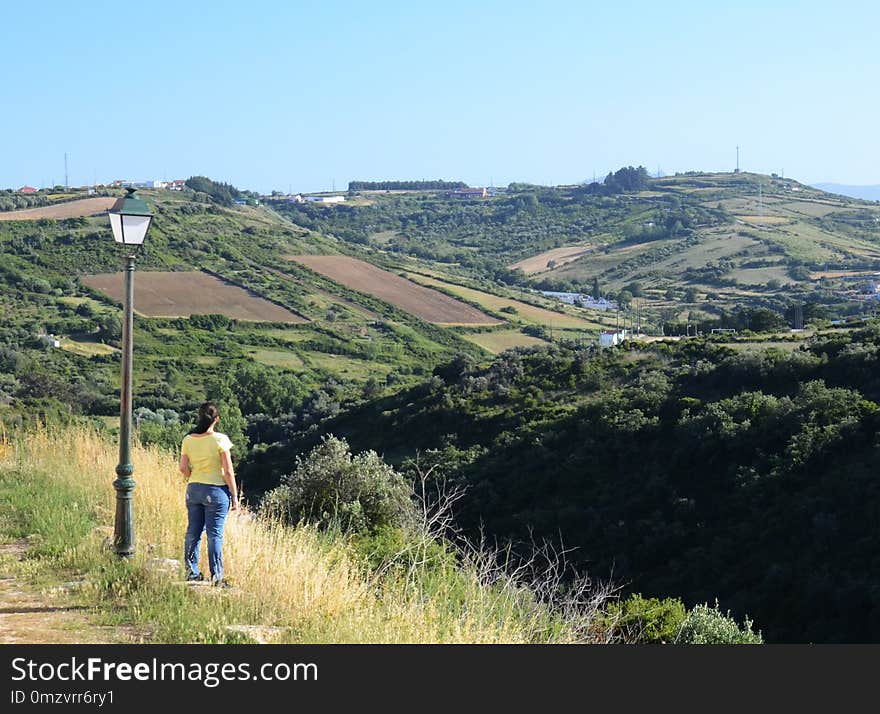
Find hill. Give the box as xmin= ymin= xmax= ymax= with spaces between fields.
xmin=274 ymin=171 xmax=880 ymax=332
xmin=241 ymin=323 xmax=880 ymax=643
xmin=3 ymin=170 xmax=880 ymax=642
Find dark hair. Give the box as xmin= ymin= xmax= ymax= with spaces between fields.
xmin=193 ymin=401 xmax=220 ymax=434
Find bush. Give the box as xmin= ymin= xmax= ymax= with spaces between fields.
xmin=604 ymin=593 xmax=687 ymax=643
xmin=262 ymin=436 xmax=418 ymax=533
xmin=675 ymin=602 xmax=763 ymax=644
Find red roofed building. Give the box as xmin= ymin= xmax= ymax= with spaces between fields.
xmin=18 ymin=186 xmax=37 ymax=194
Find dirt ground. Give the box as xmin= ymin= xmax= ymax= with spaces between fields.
xmin=82 ymin=271 xmax=307 ymax=323
xmin=507 ymin=245 xmax=593 ymax=274
xmin=0 ymin=197 xmax=117 ymax=221
xmin=287 ymin=255 xmax=500 ymax=325
xmin=0 ymin=541 xmax=126 ymax=644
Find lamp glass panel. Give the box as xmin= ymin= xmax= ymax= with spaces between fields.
xmin=109 ymin=212 xmax=124 ymax=243
xmin=120 ymin=214 xmax=152 ymax=245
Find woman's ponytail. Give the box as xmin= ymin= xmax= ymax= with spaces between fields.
xmin=193 ymin=401 xmax=220 ymax=434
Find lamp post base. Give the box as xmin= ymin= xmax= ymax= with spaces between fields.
xmin=112 ymin=464 xmax=135 ymax=558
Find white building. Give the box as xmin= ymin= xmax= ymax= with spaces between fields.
xmin=540 ymin=291 xmax=617 ymax=310
xmin=599 ymin=329 xmax=627 ymax=347
xmin=306 ymin=195 xmax=345 ymax=204
xmin=38 ymin=333 xmax=61 ymax=348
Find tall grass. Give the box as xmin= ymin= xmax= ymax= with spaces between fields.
xmin=0 ymin=425 xmax=614 ymax=643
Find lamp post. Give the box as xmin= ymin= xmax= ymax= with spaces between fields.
xmin=108 ymin=188 xmax=153 ymax=557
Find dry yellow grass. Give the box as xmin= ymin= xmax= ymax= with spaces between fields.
xmin=1 ymin=426 xmax=605 ymax=643
xmin=508 ymin=246 xmax=593 ymax=274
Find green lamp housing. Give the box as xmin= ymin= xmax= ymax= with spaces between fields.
xmin=108 ymin=188 xmax=153 ymax=246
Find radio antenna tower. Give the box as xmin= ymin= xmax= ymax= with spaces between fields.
xmin=64 ymin=152 xmax=69 ymax=190
xmin=735 ymin=146 xmax=740 ymax=173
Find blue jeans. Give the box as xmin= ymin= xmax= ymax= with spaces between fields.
xmin=184 ymin=483 xmax=230 ymax=582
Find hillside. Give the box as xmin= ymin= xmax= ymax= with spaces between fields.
xmin=3 ymin=171 xmax=880 ymax=643
xmin=274 ymin=171 xmax=880 ymax=332
xmin=0 ymin=427 xmax=610 ymax=643
xmin=241 ymin=323 xmax=880 ymax=643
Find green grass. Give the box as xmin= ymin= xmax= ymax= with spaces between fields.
xmin=461 ymin=330 xmax=550 ymax=354
xmin=725 ymin=265 xmax=793 ymax=286
xmin=407 ymin=274 xmax=602 ymax=329
xmin=0 ymin=469 xmax=97 ymax=558
xmin=59 ymin=337 xmax=118 ymax=357
xmin=248 ymin=348 xmax=305 ymax=369
xmin=302 ymin=351 xmax=388 ymax=380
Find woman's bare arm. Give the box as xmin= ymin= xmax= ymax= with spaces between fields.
xmin=178 ymin=453 xmax=191 ymax=478
xmin=220 ymin=449 xmax=239 ymax=510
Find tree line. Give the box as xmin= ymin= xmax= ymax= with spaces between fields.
xmin=348 ymin=180 xmax=468 ymax=191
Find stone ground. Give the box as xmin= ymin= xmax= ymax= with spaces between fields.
xmin=0 ymin=540 xmax=131 ymax=644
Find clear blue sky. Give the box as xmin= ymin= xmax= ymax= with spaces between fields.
xmin=2 ymin=0 xmax=878 ymax=192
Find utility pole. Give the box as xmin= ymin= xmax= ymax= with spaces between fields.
xmin=735 ymin=146 xmax=740 ymax=173
xmin=64 ymin=152 xmax=69 ymax=190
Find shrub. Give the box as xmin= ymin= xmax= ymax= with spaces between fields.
xmin=262 ymin=436 xmax=418 ymax=533
xmin=605 ymin=594 xmax=687 ymax=643
xmin=675 ymin=602 xmax=763 ymax=644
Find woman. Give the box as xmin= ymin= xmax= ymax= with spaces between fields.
xmin=178 ymin=401 xmax=239 ymax=586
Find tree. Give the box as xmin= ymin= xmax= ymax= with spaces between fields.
xmin=684 ymin=287 xmax=698 ymax=303
xmin=592 ymin=277 xmax=601 ymax=299
xmin=626 ymin=281 xmax=644 ymax=298
xmin=96 ymin=314 xmax=122 ymax=342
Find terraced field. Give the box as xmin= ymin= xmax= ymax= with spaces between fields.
xmin=406 ymin=273 xmax=606 ymax=330
xmin=286 ymin=255 xmax=500 ymax=326
xmin=461 ymin=330 xmax=550 ymax=354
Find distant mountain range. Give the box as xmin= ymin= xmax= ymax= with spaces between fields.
xmin=812 ymin=183 xmax=880 ymax=201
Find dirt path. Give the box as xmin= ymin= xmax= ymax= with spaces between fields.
xmin=0 ymin=541 xmax=129 ymax=644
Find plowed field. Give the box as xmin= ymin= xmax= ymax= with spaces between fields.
xmin=82 ymin=271 xmax=306 ymax=323
xmin=0 ymin=197 xmax=117 ymax=221
xmin=287 ymin=255 xmax=500 ymax=325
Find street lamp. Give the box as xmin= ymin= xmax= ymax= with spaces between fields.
xmin=108 ymin=188 xmax=153 ymax=557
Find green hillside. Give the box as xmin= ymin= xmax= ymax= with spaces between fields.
xmin=274 ymin=170 xmax=880 ymax=331
xmin=241 ymin=323 xmax=880 ymax=643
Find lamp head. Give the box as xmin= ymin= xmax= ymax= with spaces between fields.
xmin=108 ymin=188 xmax=153 ymax=246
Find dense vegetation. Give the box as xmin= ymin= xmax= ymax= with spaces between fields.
xmin=348 ymin=180 xmax=467 ymax=191
xmin=241 ymin=325 xmax=880 ymax=642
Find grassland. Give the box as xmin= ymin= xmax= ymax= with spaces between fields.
xmin=407 ymin=273 xmax=607 ymax=330
xmin=0 ymin=427 xmax=607 ymax=643
xmin=59 ymin=337 xmax=118 ymax=357
xmin=508 ymin=245 xmax=594 ymax=274
xmin=247 ymin=348 xmax=305 ymax=369
xmin=460 ymin=330 xmax=550 ymax=353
